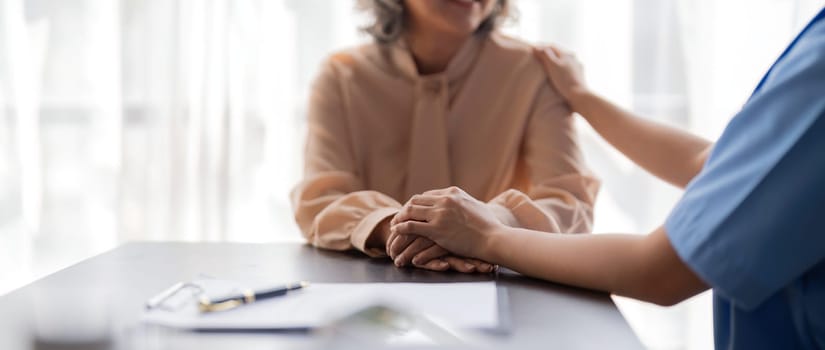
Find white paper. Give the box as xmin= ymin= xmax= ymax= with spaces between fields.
xmin=141 ymin=280 xmax=498 ymax=330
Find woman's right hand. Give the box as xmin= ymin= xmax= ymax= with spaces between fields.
xmin=386 ymin=232 xmax=495 ymax=273
xmin=533 ymin=45 xmax=590 ymax=112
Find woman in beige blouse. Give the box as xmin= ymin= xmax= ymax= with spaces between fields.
xmin=291 ymin=0 xmax=600 ymax=273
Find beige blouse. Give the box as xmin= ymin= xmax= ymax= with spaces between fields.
xmin=291 ymin=32 xmax=600 ymax=257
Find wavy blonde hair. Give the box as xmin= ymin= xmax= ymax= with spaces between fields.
xmin=357 ymin=0 xmax=513 ymax=44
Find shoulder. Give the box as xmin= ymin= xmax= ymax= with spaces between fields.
xmin=317 ymin=42 xmax=392 ymax=81
xmin=481 ymin=32 xmax=546 ymax=77
xmin=479 ymin=32 xmax=564 ymax=103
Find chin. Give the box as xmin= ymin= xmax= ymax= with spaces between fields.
xmin=438 ymin=16 xmax=485 ymax=38
xmin=445 ymin=23 xmax=482 ymax=38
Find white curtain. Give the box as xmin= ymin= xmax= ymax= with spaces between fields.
xmin=0 ymin=0 xmax=822 ymax=348
xmin=0 ymin=0 xmax=333 ymax=291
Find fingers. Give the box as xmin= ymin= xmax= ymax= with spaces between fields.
xmin=422 ymin=186 xmax=464 ymax=196
xmin=417 ymin=258 xmax=450 ymax=272
xmin=407 ymin=195 xmax=440 ymax=207
xmin=422 ymin=188 xmax=449 ymax=196
xmin=394 ymin=238 xmax=435 ymax=267
xmin=443 ymin=256 xmax=477 ymax=274
xmin=411 ymin=245 xmax=449 ymax=266
xmin=393 ymin=187 xmax=468 ymax=226
xmin=384 ymin=221 xmax=400 ymax=255
xmin=390 ymin=195 xmax=440 ymax=226
xmin=533 ymin=46 xmax=559 ymax=65
xmin=393 ymin=204 xmax=434 ymax=225
xmin=407 ymin=253 xmax=496 ymax=274
xmin=388 ymin=234 xmax=415 ymax=260
xmin=547 ymin=44 xmax=571 ymax=57
xmin=533 ymin=44 xmax=577 ymax=66
xmin=391 ymin=220 xmax=436 ymax=238
xmin=446 ymin=257 xmax=495 ymax=274
xmin=464 ymin=258 xmax=495 ymax=274
xmin=534 ymin=48 xmax=565 ymax=76
xmin=549 ymin=45 xmax=566 ymax=60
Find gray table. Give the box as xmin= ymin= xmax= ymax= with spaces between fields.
xmin=0 ymin=242 xmax=643 ymax=349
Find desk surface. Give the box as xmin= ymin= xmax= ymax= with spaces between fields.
xmin=0 ymin=242 xmax=643 ymax=349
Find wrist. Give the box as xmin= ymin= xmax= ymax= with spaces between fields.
xmin=366 ymin=217 xmax=393 ymax=252
xmin=479 ymin=225 xmax=506 ymax=265
xmin=567 ymin=88 xmax=595 ymax=115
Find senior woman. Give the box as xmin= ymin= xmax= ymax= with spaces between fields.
xmin=291 ymin=0 xmax=599 ymax=273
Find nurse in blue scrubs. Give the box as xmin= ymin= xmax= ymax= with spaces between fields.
xmin=389 ymin=7 xmax=825 ymax=349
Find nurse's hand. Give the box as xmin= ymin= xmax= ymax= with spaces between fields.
xmin=391 ymin=187 xmax=505 ymax=260
xmin=533 ymin=45 xmax=590 ymax=112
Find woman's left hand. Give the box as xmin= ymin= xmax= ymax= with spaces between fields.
xmin=391 ymin=187 xmax=504 ymax=260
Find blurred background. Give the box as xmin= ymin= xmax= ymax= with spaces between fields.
xmin=0 ymin=0 xmax=822 ymax=349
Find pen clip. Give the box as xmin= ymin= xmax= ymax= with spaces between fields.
xmin=198 ymin=289 xmax=254 ymax=313
xmin=198 ymin=297 xmax=243 ymax=313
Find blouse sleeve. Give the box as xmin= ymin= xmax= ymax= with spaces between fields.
xmin=488 ymin=82 xmax=600 ymax=233
xmin=290 ymin=55 xmax=401 ymax=257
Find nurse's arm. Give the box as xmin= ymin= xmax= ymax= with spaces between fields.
xmin=395 ymin=191 xmax=710 ymax=306
xmin=482 ymin=226 xmax=709 ymax=306
xmin=535 ymin=47 xmax=712 ymax=188
xmin=572 ymin=91 xmax=713 ymax=189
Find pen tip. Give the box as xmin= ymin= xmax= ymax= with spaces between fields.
xmin=300 ymin=281 xmax=310 ymax=288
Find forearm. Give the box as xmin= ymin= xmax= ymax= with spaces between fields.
xmin=484 ymin=228 xmax=647 ymax=296
xmin=482 ymin=226 xmax=707 ymax=306
xmin=571 ymin=91 xmax=712 ymax=188
xmin=292 ymin=176 xmax=400 ymax=256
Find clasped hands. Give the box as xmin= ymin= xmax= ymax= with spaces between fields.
xmin=383 ymin=187 xmax=505 ymax=274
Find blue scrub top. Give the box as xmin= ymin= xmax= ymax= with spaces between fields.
xmin=665 ymin=8 xmax=825 ymax=350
